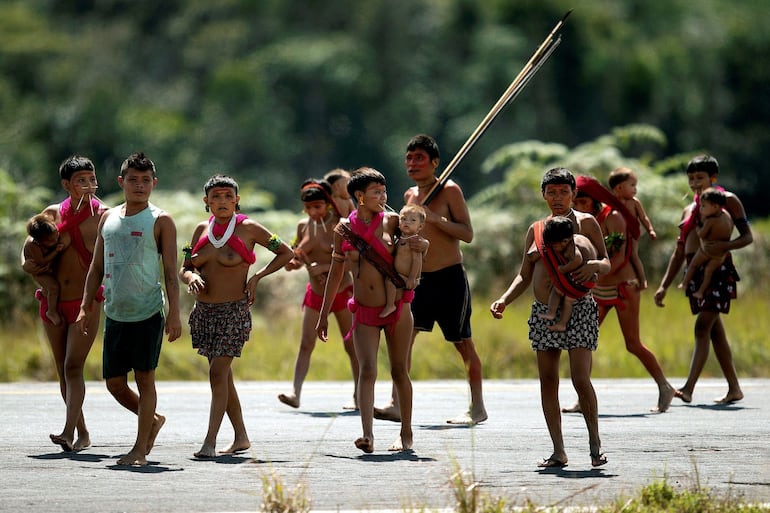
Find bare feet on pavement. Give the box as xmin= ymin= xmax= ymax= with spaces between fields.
xmin=278 ymin=393 xmax=300 ymax=408
xmin=387 ymin=433 xmax=413 ymax=452
xmin=354 ymin=437 xmax=374 ymax=454
xmin=714 ymin=390 xmax=744 ymax=404
xmin=651 ymin=384 xmax=676 ymax=413
xmin=194 ymin=443 xmax=217 ymax=458
xmin=117 ymin=449 xmax=148 ymax=466
xmin=446 ymin=407 xmax=488 ymax=425
xmin=342 ymin=397 xmax=359 ymax=411
xmin=561 ymin=401 xmax=582 ymax=413
xmin=674 ymin=388 xmax=692 ymax=403
xmin=220 ymin=439 xmax=251 ymax=454
xmin=50 ymin=433 xmax=74 ymax=452
xmin=73 ymin=434 xmax=91 ymax=451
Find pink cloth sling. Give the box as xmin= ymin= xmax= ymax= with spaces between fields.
xmin=58 ymin=196 xmax=102 ymax=269
xmin=338 ymin=210 xmax=405 ymax=288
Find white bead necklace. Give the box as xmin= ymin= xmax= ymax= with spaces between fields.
xmin=207 ymin=215 xmax=237 ymax=248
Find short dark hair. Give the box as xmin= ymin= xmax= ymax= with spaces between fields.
xmin=300 ymin=179 xmax=333 ymax=203
xmin=541 ymin=167 xmax=575 ymax=193
xmin=686 ymin=154 xmax=719 ymax=177
xmin=204 ymin=174 xmax=239 ymax=195
xmin=347 ymin=167 xmax=386 ymax=197
xmin=543 ymin=216 xmax=574 ymax=244
xmin=27 ymin=213 xmax=58 ymax=240
xmin=406 ymin=134 xmax=440 ymax=161
xmin=59 ymin=155 xmax=95 ymax=181
xmin=700 ymin=187 xmax=727 ymax=207
xmin=120 ymin=152 xmax=156 ymax=177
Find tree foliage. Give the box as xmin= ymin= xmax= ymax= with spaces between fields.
xmin=0 ymin=0 xmax=768 ymax=213
xmin=3 ymin=0 xmax=770 ymax=322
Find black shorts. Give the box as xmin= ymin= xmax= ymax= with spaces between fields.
xmin=103 ymin=312 xmax=164 ymax=379
xmin=685 ymin=253 xmax=739 ymax=314
xmin=411 ymin=263 xmax=472 ymax=342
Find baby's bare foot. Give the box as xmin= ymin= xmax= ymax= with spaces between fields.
xmin=46 ymin=310 xmax=62 ymax=326
xmin=379 ymin=304 xmax=396 ymax=318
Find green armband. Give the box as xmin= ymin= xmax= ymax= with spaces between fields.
xmin=182 ymin=244 xmax=192 ymax=259
xmin=267 ymin=234 xmax=283 ymax=252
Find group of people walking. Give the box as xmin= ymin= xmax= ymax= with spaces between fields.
xmin=22 ymin=137 xmax=751 ymax=467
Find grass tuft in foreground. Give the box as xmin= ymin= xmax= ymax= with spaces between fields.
xmin=443 ymin=462 xmax=767 ymax=513
xmin=257 ymin=463 xmax=768 ymax=513
xmin=259 ymin=470 xmax=310 ymax=513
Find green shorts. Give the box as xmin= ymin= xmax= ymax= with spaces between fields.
xmin=103 ymin=312 xmax=164 ymax=379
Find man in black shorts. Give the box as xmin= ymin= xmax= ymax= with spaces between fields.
xmin=375 ymin=134 xmax=487 ymax=425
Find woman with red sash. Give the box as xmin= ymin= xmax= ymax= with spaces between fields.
xmin=572 ymin=175 xmax=675 ymax=413
xmin=316 ymin=167 xmax=425 ymax=453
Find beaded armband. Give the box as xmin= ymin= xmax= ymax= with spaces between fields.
xmin=267 ymin=234 xmax=283 ymax=252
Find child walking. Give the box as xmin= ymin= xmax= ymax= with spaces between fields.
xmin=77 ymin=152 xmax=181 ymax=466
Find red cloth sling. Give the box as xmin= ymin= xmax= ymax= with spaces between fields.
xmin=534 ymin=220 xmax=592 ymax=299
xmin=575 ymin=175 xmax=640 ymax=240
xmin=192 ymin=214 xmax=256 ymax=264
xmin=337 ymin=210 xmax=405 ymax=288
xmin=58 ymin=197 xmax=102 ymax=270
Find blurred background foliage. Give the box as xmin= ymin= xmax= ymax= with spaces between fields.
xmin=2 ymin=0 xmax=770 ymax=342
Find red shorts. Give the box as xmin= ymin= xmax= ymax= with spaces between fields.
xmin=302 ymin=283 xmax=352 ymax=313
xmin=35 ymin=286 xmax=105 ymax=325
xmin=348 ymin=289 xmax=415 ymax=330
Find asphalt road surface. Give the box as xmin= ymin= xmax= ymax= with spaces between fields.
xmin=1 ymin=378 xmax=768 ymax=512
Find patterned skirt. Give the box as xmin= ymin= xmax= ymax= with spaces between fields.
xmin=529 ymin=295 xmax=598 ymax=352
xmin=190 ymin=298 xmax=252 ymax=358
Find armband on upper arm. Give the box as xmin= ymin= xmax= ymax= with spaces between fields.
xmin=733 ymin=217 xmax=749 ymax=229
xmin=267 ymin=234 xmax=283 ymax=252
xmin=182 ymin=244 xmax=192 ymax=260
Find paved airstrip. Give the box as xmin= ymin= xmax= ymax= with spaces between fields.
xmin=1 ymin=378 xmax=768 ymax=512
